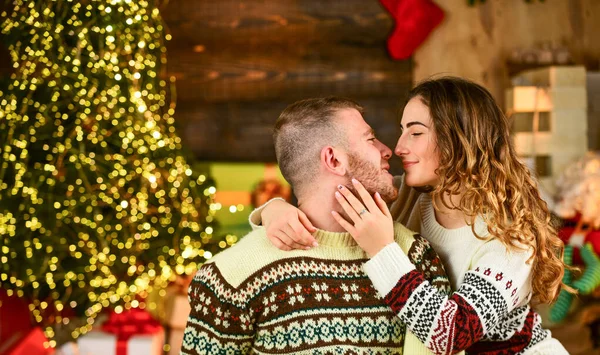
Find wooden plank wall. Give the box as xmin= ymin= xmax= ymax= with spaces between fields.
xmin=413 ymin=0 xmax=600 ymax=143
xmin=162 ymin=0 xmax=412 ymax=170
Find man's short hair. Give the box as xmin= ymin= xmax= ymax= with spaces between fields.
xmin=273 ymin=97 xmax=363 ymax=195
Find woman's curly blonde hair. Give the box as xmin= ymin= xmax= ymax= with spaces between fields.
xmin=408 ymin=76 xmax=571 ymax=304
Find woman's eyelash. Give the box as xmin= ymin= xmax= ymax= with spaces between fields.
xmin=412 ymin=133 xmax=423 ymax=136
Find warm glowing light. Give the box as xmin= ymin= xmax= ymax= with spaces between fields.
xmin=0 ymin=0 xmax=221 ymax=345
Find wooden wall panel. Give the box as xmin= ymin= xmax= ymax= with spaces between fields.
xmin=162 ymin=0 xmax=412 ymax=162
xmin=176 ymin=97 xmax=406 ymax=176
xmin=167 ymin=47 xmax=410 ymax=103
xmin=414 ymin=0 xmax=600 ymax=108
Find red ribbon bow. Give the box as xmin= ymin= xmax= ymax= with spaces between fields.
xmin=102 ymin=308 xmax=162 ymax=355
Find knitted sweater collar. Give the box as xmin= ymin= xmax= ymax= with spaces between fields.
xmin=312 ymin=228 xmax=357 ymax=248
xmin=420 ymin=193 xmax=489 ymax=243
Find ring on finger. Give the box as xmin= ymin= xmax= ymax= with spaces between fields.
xmin=359 ymin=209 xmax=368 ymax=216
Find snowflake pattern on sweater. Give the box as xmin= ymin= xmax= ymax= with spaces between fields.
xmin=181 ymin=225 xmax=451 ymax=354
xmin=370 ymin=243 xmax=554 ymax=355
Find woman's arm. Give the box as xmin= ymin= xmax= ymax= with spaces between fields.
xmin=248 ymin=198 xmax=317 ymax=250
xmin=334 ymin=179 xmax=533 ymax=354
xmin=365 ymin=242 xmax=532 ymax=354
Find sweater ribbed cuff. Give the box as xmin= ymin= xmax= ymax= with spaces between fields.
xmin=364 ymin=242 xmax=415 ymax=297
xmin=248 ymin=197 xmax=286 ymax=230
xmin=404 ymin=331 xmax=434 ymax=355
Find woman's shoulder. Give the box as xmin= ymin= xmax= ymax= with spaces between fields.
xmin=469 ymin=237 xmax=535 ymax=287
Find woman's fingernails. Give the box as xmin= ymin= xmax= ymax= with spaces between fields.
xmin=352 ymin=178 xmax=358 ymax=184
xmin=376 ymin=192 xmax=381 ymax=199
xmin=335 ymin=191 xmax=341 ymax=197
xmin=312 ymin=241 xmax=319 ymax=247
xmin=337 ymin=184 xmax=343 ymax=190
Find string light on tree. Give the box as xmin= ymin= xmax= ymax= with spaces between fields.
xmin=0 ymin=0 xmax=235 ymax=346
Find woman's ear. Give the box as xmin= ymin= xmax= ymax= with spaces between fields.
xmin=321 ymin=146 xmax=347 ymax=177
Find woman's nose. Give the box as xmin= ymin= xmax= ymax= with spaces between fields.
xmin=394 ymin=137 xmax=408 ymax=157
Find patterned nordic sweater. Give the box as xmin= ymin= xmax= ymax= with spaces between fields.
xmin=366 ymin=182 xmax=568 ymax=355
xmin=181 ymin=223 xmax=452 ymax=355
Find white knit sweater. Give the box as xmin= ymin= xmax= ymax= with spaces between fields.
xmin=364 ymin=180 xmax=568 ymax=355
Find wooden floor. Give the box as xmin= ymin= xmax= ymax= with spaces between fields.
xmin=538 ymin=303 xmax=600 ymax=355
xmin=550 ymin=321 xmax=600 ymax=354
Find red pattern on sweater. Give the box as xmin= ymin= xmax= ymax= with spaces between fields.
xmin=451 ymin=296 xmax=484 ymax=352
xmin=384 ymin=270 xmax=485 ymax=354
xmin=465 ymin=308 xmax=535 ymax=355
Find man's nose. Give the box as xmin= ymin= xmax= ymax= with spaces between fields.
xmin=376 ymin=140 xmax=392 ymax=160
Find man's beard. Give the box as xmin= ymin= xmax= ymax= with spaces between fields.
xmin=346 ymin=152 xmax=398 ymax=203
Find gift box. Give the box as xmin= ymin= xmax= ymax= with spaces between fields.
xmin=0 ymin=327 xmax=53 ymax=355
xmin=164 ymin=292 xmax=191 ymax=329
xmin=55 ymin=341 xmax=79 ymax=355
xmin=164 ymin=276 xmax=192 ymax=329
xmin=166 ymin=328 xmax=184 ymax=355
xmin=77 ymin=309 xmax=164 ymax=355
xmin=0 ymin=289 xmax=34 ymax=352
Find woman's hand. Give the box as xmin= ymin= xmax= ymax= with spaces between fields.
xmin=332 ymin=178 xmax=395 ymax=257
xmin=262 ymin=199 xmax=318 ymax=251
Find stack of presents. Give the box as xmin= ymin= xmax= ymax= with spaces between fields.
xmin=0 ymin=277 xmax=192 ymax=355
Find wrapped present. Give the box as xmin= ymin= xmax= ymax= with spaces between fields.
xmin=78 ymin=309 xmax=164 ymax=355
xmin=0 ymin=289 xmax=33 ymax=351
xmin=164 ymin=291 xmax=191 ymax=329
xmin=55 ymin=341 xmax=79 ymax=355
xmin=1 ymin=327 xmax=53 ymax=355
xmin=166 ymin=328 xmax=184 ymax=355
xmin=164 ymin=275 xmax=193 ymax=329
xmin=147 ymin=274 xmax=193 ymax=326
xmin=78 ymin=332 xmax=117 ymax=355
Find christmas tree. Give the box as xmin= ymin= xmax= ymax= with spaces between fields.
xmin=0 ymin=0 xmax=229 ymax=346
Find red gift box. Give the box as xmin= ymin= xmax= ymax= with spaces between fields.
xmin=0 ymin=289 xmax=48 ymax=354
xmin=0 ymin=327 xmax=53 ymax=355
xmin=101 ymin=308 xmax=163 ymax=355
xmin=78 ymin=308 xmax=164 ymax=355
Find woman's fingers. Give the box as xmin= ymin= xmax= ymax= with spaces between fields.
xmin=350 ymin=178 xmax=379 ymax=214
xmin=374 ymin=191 xmax=392 ymax=218
xmin=298 ymin=210 xmax=317 ymax=233
xmin=268 ymin=232 xmax=293 ymax=251
xmin=337 ymin=185 xmax=367 ymax=216
xmin=291 ymin=213 xmax=318 ymax=247
xmin=331 ymin=211 xmax=356 ymax=235
xmin=282 ymin=224 xmax=312 ymax=250
xmin=335 ymin=190 xmax=361 ymax=224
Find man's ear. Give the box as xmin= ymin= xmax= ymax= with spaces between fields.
xmin=321 ymin=146 xmax=347 ymax=177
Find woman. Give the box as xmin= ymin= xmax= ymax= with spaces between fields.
xmin=251 ymin=77 xmax=571 ymax=354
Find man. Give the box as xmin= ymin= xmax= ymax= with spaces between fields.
xmin=181 ymin=97 xmax=451 ymax=354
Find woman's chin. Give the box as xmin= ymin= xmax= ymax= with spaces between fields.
xmin=412 ymin=185 xmax=434 ymax=193
xmin=405 ymin=175 xmax=438 ymax=192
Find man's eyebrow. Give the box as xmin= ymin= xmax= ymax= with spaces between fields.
xmin=400 ymin=121 xmax=429 ymax=129
xmin=362 ymin=128 xmax=376 ymax=137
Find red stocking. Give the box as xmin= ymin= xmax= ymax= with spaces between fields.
xmin=380 ymin=0 xmax=445 ymax=60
